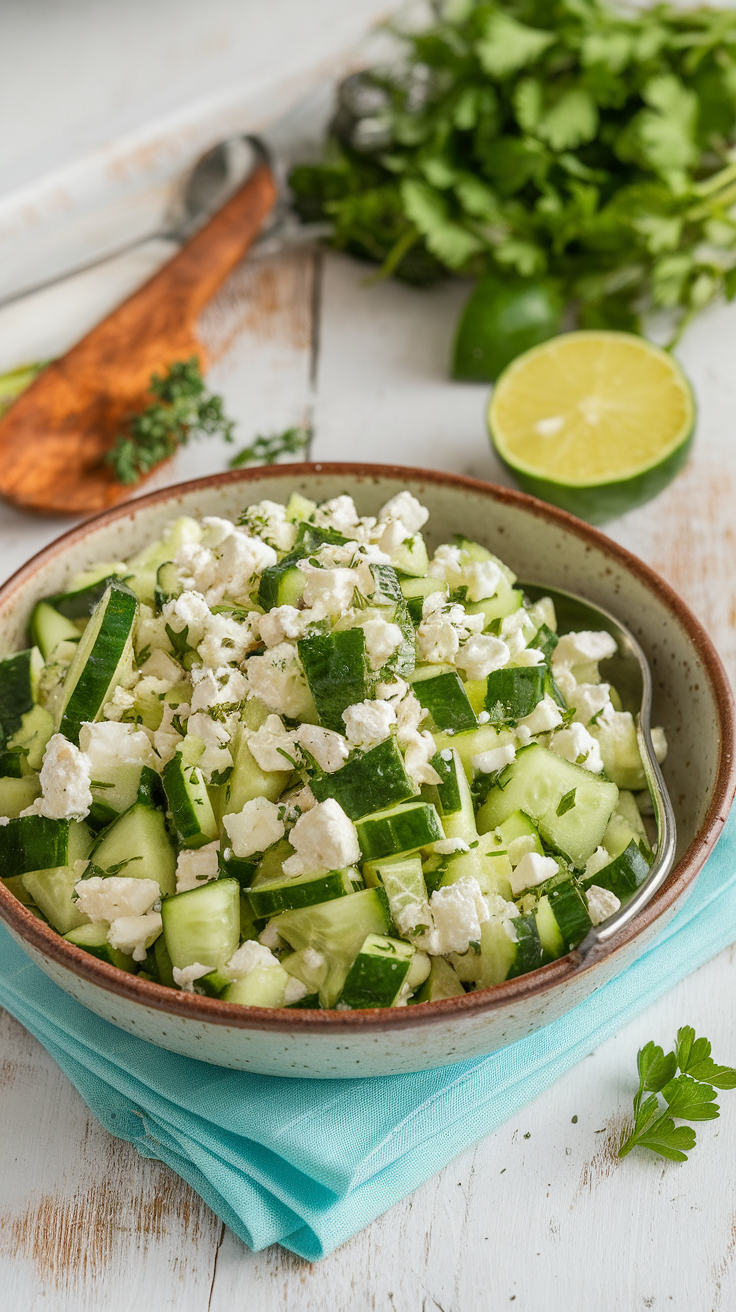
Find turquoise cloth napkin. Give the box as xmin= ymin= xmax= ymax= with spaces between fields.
xmin=1 ymin=808 xmax=735 ymax=1260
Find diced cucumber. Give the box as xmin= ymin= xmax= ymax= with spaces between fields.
xmin=64 ymin=921 xmax=137 ymax=972
xmin=356 ymin=800 xmax=443 ymax=861
xmin=162 ymin=878 xmax=240 ymax=970
xmin=162 ymin=750 xmax=218 ymax=848
xmin=603 ymin=790 xmax=649 ymax=858
xmin=258 ymin=558 xmax=307 ymax=611
xmin=272 ymin=886 xmax=392 ymax=1007
xmin=409 ymin=667 xmax=477 ymax=733
xmin=507 ymin=913 xmax=545 ymax=978
xmin=154 ymin=934 xmax=176 ymax=987
xmin=466 ymin=584 xmax=524 ymax=628
xmin=57 ymin=582 xmax=137 ymax=744
xmin=223 ymin=966 xmax=289 ymax=1008
xmin=400 ymin=576 xmax=448 ymax=624
xmin=7 ymin=703 xmax=54 ymax=771
xmin=430 ymin=747 xmax=477 ymax=842
xmin=0 ymin=647 xmax=43 ymax=745
xmin=285 ymin=492 xmax=317 ymax=522
xmin=22 ymin=864 xmax=91 ymax=934
xmin=281 ymin=946 xmax=329 ymax=994
xmin=90 ymin=802 xmax=176 ymax=895
xmin=248 ymin=838 xmax=293 ymax=889
xmin=475 ymin=743 xmax=618 ymax=867
xmin=298 ymin=630 xmax=371 ymax=733
xmin=88 ymin=762 xmax=147 ymax=828
xmin=390 ymin=534 xmax=429 ymax=577
xmin=543 ymin=879 xmax=592 ymax=952
xmin=535 ymin=895 xmax=565 ymax=959
xmin=0 ymin=775 xmax=41 ymax=818
xmin=154 ymin=561 xmax=183 ymax=613
xmin=47 ymin=573 xmax=123 ymax=619
xmin=484 ymin=666 xmax=546 ymax=723
xmin=431 ymin=723 xmax=513 ymax=781
xmin=367 ymin=564 xmax=416 ymax=677
xmin=124 ymin=516 xmax=202 ymax=606
xmin=410 ymin=956 xmax=465 ymax=1003
xmin=362 ymin=852 xmax=427 ymax=923
xmin=311 ymin=734 xmax=415 ymax=819
xmin=529 ymin=623 xmax=558 ymax=662
xmin=221 ymin=722 xmax=291 ymax=816
xmin=452 ymin=916 xmax=519 ymax=988
xmin=219 ymin=848 xmax=259 ymax=888
xmin=0 ymin=814 xmax=82 ymax=879
xmin=581 ymin=840 xmax=649 ymax=901
xmin=0 ymin=748 xmax=26 ymax=779
xmin=337 ymin=933 xmax=414 ymax=1008
xmin=248 ymin=867 xmax=358 ymax=918
xmin=30 ymin=602 xmax=80 ymax=660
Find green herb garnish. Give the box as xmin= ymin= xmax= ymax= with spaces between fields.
xmin=618 ymin=1027 xmax=736 ymax=1163
xmin=228 ymin=425 xmax=311 ymax=469
xmin=108 ymin=358 xmax=235 ymax=484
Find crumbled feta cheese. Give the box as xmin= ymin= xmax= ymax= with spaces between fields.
xmin=427 ymin=543 xmax=463 ymax=585
xmin=518 ymin=694 xmax=563 ymax=735
xmin=508 ymin=852 xmax=559 ymax=896
xmin=175 ymin=841 xmax=220 ymax=894
xmin=399 ymin=876 xmax=489 ymax=956
xmin=378 ymin=491 xmax=429 ymax=534
xmin=284 ymin=976 xmax=309 ymax=1004
xmin=500 ymin=608 xmax=537 ymax=656
xmin=140 ymin=648 xmax=183 ymax=682
xmin=189 ymin=665 xmax=248 ymax=714
xmin=566 ymin=681 xmax=612 ymax=725
xmin=375 ymin=676 xmax=409 ymax=705
xmin=395 ymin=690 xmax=426 ymax=736
xmin=172 ymin=962 xmax=212 ymax=991
xmin=162 ymin=590 xmax=212 ymax=646
xmin=281 ymin=785 xmax=317 ymax=823
xmin=376 ymin=517 xmax=413 ymax=555
xmin=245 ymin=643 xmax=310 ymax=718
xmin=103 ymin=685 xmax=137 ymax=721
xmin=282 ymin=799 xmax=360 ymax=876
xmin=223 ymin=796 xmax=285 ymax=859
xmin=259 ymin=604 xmax=323 ymax=647
xmin=313 ymin=495 xmax=360 ymax=534
xmin=175 ymin=543 xmax=219 ymax=595
xmin=296 ymin=561 xmax=360 ymax=614
xmin=553 ymin=630 xmax=618 ymax=669
xmin=651 ymin=726 xmax=668 ymax=764
xmin=22 ymin=734 xmax=92 ymax=820
xmin=512 ymin=646 xmax=546 ymax=668
xmin=402 ymin=727 xmax=442 ymax=787
xmin=258 ymin=920 xmax=282 ymax=949
xmin=185 ymin=714 xmax=234 ymax=780
xmin=295 ymin=723 xmax=350 ymax=773
xmin=463 ymin=559 xmax=502 ymax=603
xmin=359 ymin=617 xmax=404 ymax=670
xmin=239 ymin=500 xmax=298 ymax=552
xmin=200 ymin=516 xmax=236 ymax=549
xmin=247 ymin=714 xmax=300 ymax=772
xmin=79 ymin=720 xmax=155 ymax=770
xmin=198 ymin=611 xmax=258 ymax=667
xmin=586 ymin=885 xmax=621 ymax=926
xmin=342 ymin=698 xmax=396 ymax=750
xmin=74 ymin=876 xmax=161 ymax=922
xmin=584 ymin=846 xmax=612 ymax=880
xmin=471 ymin=744 xmax=516 ymax=774
xmin=153 ymin=701 xmax=190 ymax=766
xmin=215 ymin=530 xmax=278 ymax=599
xmin=107 ymin=911 xmax=163 ymax=962
xmin=550 ymin=722 xmax=604 ymax=773
xmin=456 ymin=633 xmax=510 ymax=680
xmin=416 ymin=613 xmax=460 ymax=664
xmin=433 ymin=837 xmax=469 ymax=855
xmin=227 ymin=939 xmax=282 ymax=976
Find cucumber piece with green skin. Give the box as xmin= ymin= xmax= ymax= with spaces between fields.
xmin=453 ymin=537 xmax=516 ymax=579
xmin=355 ymin=800 xmax=443 ymax=862
xmin=529 ymin=623 xmax=558 ymax=662
xmin=368 ymin=563 xmax=416 ymax=676
xmin=154 ymin=934 xmax=176 ymax=987
xmin=409 ymin=667 xmax=477 ymax=733
xmin=465 ymin=584 xmax=523 ymax=628
xmin=475 ymin=743 xmax=618 ymax=867
xmin=219 ymin=848 xmax=259 ymax=888
xmin=431 ymin=723 xmax=514 ymax=781
xmin=221 ymin=721 xmax=292 ymax=818
xmin=124 ymin=516 xmax=201 ymax=606
xmin=495 ymin=811 xmax=544 ymax=854
xmin=223 ymin=966 xmax=290 ymax=1008
xmin=47 ymin=574 xmax=122 ymax=620
xmin=483 ymin=666 xmax=546 ymax=724
xmin=90 ymin=802 xmax=176 ymax=895
xmin=0 ymin=647 xmax=43 ymax=745
xmin=0 ymin=749 xmax=27 ymax=779
xmin=30 ymin=602 xmax=80 ymax=660
xmin=2 ymin=873 xmax=35 ymax=905
xmin=281 ymin=945 xmax=329 ymax=995
xmin=248 ymin=867 xmax=359 ymax=918
xmin=162 ymin=878 xmax=240 ymax=970
xmin=0 ymin=814 xmax=79 ymax=879
xmin=410 ymin=956 xmax=465 ymax=1003
xmin=7 ymin=703 xmax=54 ymax=771
xmin=0 ymin=775 xmax=41 ymax=818
xmin=287 ymin=991 xmax=320 ymax=1009
xmin=543 ymin=879 xmax=592 ymax=952
xmin=430 ymin=748 xmax=477 ymax=842
xmin=507 ymin=913 xmax=546 ymax=978
xmin=338 ymin=933 xmax=415 ymax=1009
xmin=400 ymin=576 xmax=448 ymax=625
xmin=64 ymin=921 xmax=137 ymax=972
xmin=257 ymin=557 xmax=308 ymax=611
xmin=285 ymin=492 xmax=317 ymax=522
xmin=57 ymin=582 xmax=138 ymax=745
xmin=272 ymin=886 xmax=392 ymax=1008
xmin=162 ymin=750 xmax=218 ymax=849
xmin=88 ymin=762 xmax=148 ymax=829
xmin=534 ymin=895 xmax=565 ymax=959
xmin=22 ymin=864 xmax=91 ymax=934
xmin=298 ymin=629 xmax=372 ymax=733
xmin=311 ymin=735 xmax=416 ymax=819
xmin=581 ymin=840 xmax=649 ymax=901
xmin=248 ymin=838 xmax=294 ymax=889
xmin=154 ymin=561 xmax=183 ymax=613
xmin=389 ymin=534 xmax=429 ymax=578
xmin=362 ymin=852 xmax=427 ymax=924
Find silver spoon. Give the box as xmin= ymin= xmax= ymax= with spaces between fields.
xmin=520 ymin=582 xmax=677 ymax=966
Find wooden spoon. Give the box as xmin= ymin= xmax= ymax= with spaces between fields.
xmin=0 ymin=162 xmax=277 ymax=516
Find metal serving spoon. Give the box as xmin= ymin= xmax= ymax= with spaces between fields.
xmin=521 ymin=582 xmax=677 ymax=966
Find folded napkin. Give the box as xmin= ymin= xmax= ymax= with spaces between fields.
xmin=1 ymin=808 xmax=735 ymax=1260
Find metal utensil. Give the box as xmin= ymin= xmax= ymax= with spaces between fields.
xmin=521 ymin=582 xmax=677 ymax=966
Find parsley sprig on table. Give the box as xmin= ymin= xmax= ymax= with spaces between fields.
xmin=228 ymin=425 xmax=311 ymax=468
xmin=290 ymin=0 xmax=736 ymax=345
xmin=108 ymin=358 xmax=235 ymax=484
xmin=618 ymin=1027 xmax=736 ymax=1163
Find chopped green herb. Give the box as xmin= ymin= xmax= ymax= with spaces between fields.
xmin=556 ymin=788 xmax=577 ymax=817
xmin=228 ymin=425 xmax=311 ymax=469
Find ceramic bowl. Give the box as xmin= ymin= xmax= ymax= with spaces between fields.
xmin=0 ymin=465 xmax=733 ymax=1078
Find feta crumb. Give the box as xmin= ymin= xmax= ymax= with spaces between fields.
xmin=378 ymin=491 xmax=429 ymax=534
xmin=508 ymin=852 xmax=559 ymax=896
xmin=433 ymin=838 xmax=469 ymax=855
xmin=550 ymin=722 xmax=604 ymax=773
xmin=172 ymin=962 xmax=212 ymax=991
xmin=245 ymin=643 xmax=310 ymax=718
xmin=401 ymin=727 xmax=442 ymax=787
xmin=553 ymin=630 xmax=618 ymax=669
xmin=103 ymin=685 xmax=137 ymax=721
xmin=342 ymin=698 xmax=396 ymax=750
xmin=215 ymin=530 xmax=278 ymax=599
xmin=79 ymin=720 xmax=155 ymax=770
xmin=518 ymin=694 xmax=563 ymax=736
xmin=427 ymin=543 xmax=463 ymax=585
xmin=566 ymin=681 xmax=612 ymax=725
xmin=153 ymin=701 xmax=190 ymax=766
xmin=259 ymin=604 xmax=323 ymax=647
xmin=295 ymin=723 xmax=350 ymax=773
xmin=190 ymin=665 xmax=248 ymax=714
xmin=463 ymin=559 xmax=502 ymax=603
xmin=500 ymin=608 xmax=537 ymax=656
xmin=74 ymin=876 xmax=161 ymax=922
xmin=140 ymin=648 xmax=183 ymax=682
xmin=375 ymin=677 xmax=409 ymax=705
xmin=297 ymin=562 xmax=360 ymax=614
xmin=22 ymin=734 xmax=92 ymax=820
xmin=455 ymin=633 xmax=510 ymax=680
xmin=512 ymin=646 xmax=546 ymax=668
xmin=258 ymin=921 xmax=282 ymax=950
xmin=416 ymin=613 xmax=460 ymax=664
xmin=198 ymin=611 xmax=258 ymax=668
xmin=281 ymin=785 xmax=317 ymax=823
xmin=175 ymin=841 xmax=220 ymax=893
xmin=471 ymin=744 xmax=516 ymax=774
xmin=399 ymin=876 xmax=489 ymax=955
xmin=313 ymin=495 xmax=360 ymax=534
xmin=185 ymin=713 xmax=233 ymax=780
xmin=247 ymin=714 xmax=300 ymax=772
xmin=584 ymin=846 xmax=612 ymax=880
xmin=239 ymin=500 xmax=298 ymax=552
xmin=227 ymin=939 xmax=281 ymax=977
xmin=162 ymin=591 xmax=211 ymax=646
xmin=282 ymin=799 xmax=360 ymax=877
xmin=284 ymin=976 xmax=309 ymax=1004
xmin=224 ymin=796 xmax=285 ymax=859
xmin=586 ymin=885 xmax=621 ymax=926
xmin=359 ymin=617 xmax=404 ymax=671
xmin=107 ymin=911 xmax=163 ymax=962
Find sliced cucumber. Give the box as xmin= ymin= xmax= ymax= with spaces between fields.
xmin=223 ymin=966 xmax=290 ymax=1008
xmin=430 ymin=747 xmax=477 ymax=842
xmin=90 ymin=802 xmax=176 ymax=895
xmin=64 ymin=922 xmax=136 ymax=972
xmin=367 ymin=563 xmax=415 ymax=676
xmin=543 ymin=879 xmax=592 ymax=952
xmin=124 ymin=516 xmax=201 ymax=606
xmin=484 ymin=666 xmax=546 ymax=724
xmin=7 ymin=703 xmax=54 ymax=771
xmin=272 ymin=885 xmax=392 ymax=1007
xmin=0 ymin=814 xmax=80 ymax=879
xmin=507 ymin=913 xmax=545 ymax=978
xmin=57 ymin=582 xmax=137 ymax=744
xmin=0 ymin=775 xmax=41 ymax=819
xmin=248 ymin=866 xmax=358 ymax=918
xmin=466 ymin=584 xmax=524 ymax=628
xmin=409 ymin=667 xmax=477 ymax=733
xmin=311 ymin=734 xmax=415 ymax=820
xmin=535 ymin=894 xmax=565 ymax=959
xmin=258 ymin=558 xmax=307 ymax=611
xmin=362 ymin=852 xmax=427 ymax=924
xmin=154 ymin=561 xmax=183 ymax=613
xmin=30 ymin=602 xmax=80 ymax=660
xmin=22 ymin=864 xmax=90 ymax=934
xmin=580 ymin=840 xmax=649 ymax=901
xmin=47 ymin=573 xmax=123 ymax=620
xmin=337 ymin=933 xmax=415 ymax=1008
xmin=298 ymin=630 xmax=372 ymax=733
xmin=285 ymin=492 xmax=317 ymax=522
xmin=389 ymin=534 xmax=429 ymax=577
xmin=431 ymin=723 xmax=513 ymax=781
xmin=400 ymin=576 xmax=448 ymax=624
xmin=410 ymin=956 xmax=465 ymax=1003
xmin=162 ymin=878 xmax=240 ymax=970
xmin=0 ymin=647 xmax=43 ymax=745
xmin=88 ymin=762 xmax=147 ymax=828
xmin=162 ymin=750 xmax=218 ymax=849
xmin=0 ymin=750 xmax=26 ymax=779
xmin=221 ymin=722 xmax=291 ymax=816
xmin=355 ymin=800 xmax=443 ymax=861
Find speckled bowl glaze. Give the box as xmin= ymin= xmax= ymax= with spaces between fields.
xmin=0 ymin=465 xmax=733 ymax=1078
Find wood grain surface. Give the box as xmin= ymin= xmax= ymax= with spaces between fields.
xmin=0 ymin=244 xmax=735 ymax=1312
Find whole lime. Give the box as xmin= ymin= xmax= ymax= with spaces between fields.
xmin=452 ymin=275 xmax=564 ymax=382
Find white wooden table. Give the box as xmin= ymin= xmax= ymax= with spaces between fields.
xmin=1 ymin=241 xmax=735 ymax=1312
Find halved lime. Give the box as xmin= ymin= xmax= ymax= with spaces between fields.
xmin=488 ymin=331 xmax=695 ymax=524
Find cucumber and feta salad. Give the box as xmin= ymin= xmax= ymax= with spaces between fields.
xmin=1 ymin=489 xmax=668 ymax=1009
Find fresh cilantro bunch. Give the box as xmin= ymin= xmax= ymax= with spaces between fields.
xmin=618 ymin=1026 xmax=736 ymax=1162
xmin=290 ymin=0 xmax=736 ymax=353
xmin=108 ymin=358 xmax=235 ymax=484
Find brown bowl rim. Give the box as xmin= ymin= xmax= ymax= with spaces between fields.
xmin=0 ymin=462 xmax=733 ymax=1033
